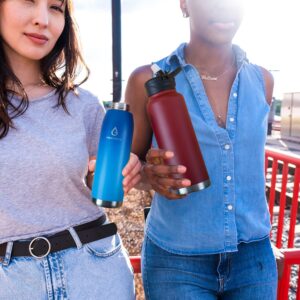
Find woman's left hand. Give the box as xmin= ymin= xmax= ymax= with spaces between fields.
xmin=87 ymin=156 xmax=96 ymax=189
xmin=87 ymin=153 xmax=142 ymax=194
xmin=122 ymin=153 xmax=142 ymax=194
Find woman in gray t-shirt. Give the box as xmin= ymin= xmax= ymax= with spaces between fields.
xmin=0 ymin=1 xmax=140 ymax=299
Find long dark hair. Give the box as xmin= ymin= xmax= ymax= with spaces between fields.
xmin=0 ymin=0 xmax=90 ymax=139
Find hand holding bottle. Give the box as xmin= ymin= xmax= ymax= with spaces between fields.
xmin=142 ymin=148 xmax=192 ymax=200
xmin=91 ymin=102 xmax=134 ymax=208
xmin=145 ymin=65 xmax=210 ymax=196
xmin=88 ymin=153 xmax=142 ymax=195
xmin=122 ymin=153 xmax=142 ymax=194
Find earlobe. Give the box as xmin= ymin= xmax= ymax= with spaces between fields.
xmin=180 ymin=0 xmax=189 ymax=18
xmin=182 ymin=11 xmax=189 ymax=18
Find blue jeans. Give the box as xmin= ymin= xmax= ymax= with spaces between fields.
xmin=142 ymin=236 xmax=277 ymax=300
xmin=0 ymin=230 xmax=135 ymax=300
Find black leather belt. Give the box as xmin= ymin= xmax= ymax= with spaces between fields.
xmin=0 ymin=215 xmax=117 ymax=259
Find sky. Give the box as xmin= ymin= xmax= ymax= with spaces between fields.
xmin=73 ymin=0 xmax=300 ymax=101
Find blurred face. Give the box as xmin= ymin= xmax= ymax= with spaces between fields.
xmin=181 ymin=0 xmax=244 ymax=45
xmin=0 ymin=0 xmax=66 ymax=63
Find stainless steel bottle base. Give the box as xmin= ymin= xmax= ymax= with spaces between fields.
xmin=93 ymin=199 xmax=123 ymax=208
xmin=173 ymin=179 xmax=211 ymax=196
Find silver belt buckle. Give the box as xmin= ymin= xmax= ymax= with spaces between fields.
xmin=29 ymin=237 xmax=51 ymax=259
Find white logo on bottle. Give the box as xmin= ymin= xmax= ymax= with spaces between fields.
xmin=111 ymin=127 xmax=118 ymax=137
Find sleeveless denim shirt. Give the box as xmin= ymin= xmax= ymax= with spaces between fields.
xmin=145 ymin=43 xmax=271 ymax=255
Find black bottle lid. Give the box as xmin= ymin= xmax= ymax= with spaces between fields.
xmin=145 ymin=65 xmax=182 ymax=97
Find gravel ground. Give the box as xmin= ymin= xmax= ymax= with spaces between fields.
xmin=106 ymin=189 xmax=151 ymax=300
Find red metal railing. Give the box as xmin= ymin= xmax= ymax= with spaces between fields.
xmin=265 ymin=148 xmax=300 ymax=299
xmin=265 ymin=147 xmax=300 ymax=248
xmin=278 ymin=249 xmax=300 ymax=300
xmin=130 ymin=255 xmax=141 ymax=273
xmin=129 ymin=147 xmax=300 ymax=300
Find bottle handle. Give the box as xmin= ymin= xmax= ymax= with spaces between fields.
xmin=151 ymin=64 xmax=182 ymax=79
xmin=168 ymin=66 xmax=182 ymax=78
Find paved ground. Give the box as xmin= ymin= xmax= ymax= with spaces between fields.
xmin=266 ymin=132 xmax=300 ymax=157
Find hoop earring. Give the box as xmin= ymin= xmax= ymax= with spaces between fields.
xmin=182 ymin=11 xmax=189 ymax=18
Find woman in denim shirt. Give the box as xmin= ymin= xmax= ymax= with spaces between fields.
xmin=126 ymin=0 xmax=277 ymax=299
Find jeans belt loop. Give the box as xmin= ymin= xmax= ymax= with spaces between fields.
xmin=2 ymin=241 xmax=13 ymax=267
xmin=68 ymin=227 xmax=83 ymax=249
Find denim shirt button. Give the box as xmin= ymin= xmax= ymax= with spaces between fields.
xmin=229 ymin=117 xmax=235 ymax=122
xmin=224 ymin=144 xmax=230 ymax=150
xmin=233 ymin=92 xmax=238 ymax=98
xmin=227 ymin=205 xmax=233 ymax=211
xmin=226 ymin=176 xmax=232 ymax=181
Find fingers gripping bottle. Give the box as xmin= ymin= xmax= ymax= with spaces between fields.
xmin=91 ymin=102 xmax=133 ymax=208
xmin=145 ymin=65 xmax=210 ymax=195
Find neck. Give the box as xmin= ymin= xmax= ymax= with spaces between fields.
xmin=185 ymin=41 xmax=234 ymax=73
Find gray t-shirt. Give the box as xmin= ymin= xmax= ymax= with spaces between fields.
xmin=0 ymin=88 xmax=105 ymax=243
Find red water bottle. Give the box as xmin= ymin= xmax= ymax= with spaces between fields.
xmin=145 ymin=65 xmax=210 ymax=195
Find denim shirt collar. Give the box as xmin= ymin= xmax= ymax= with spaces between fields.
xmin=165 ymin=43 xmax=248 ymax=71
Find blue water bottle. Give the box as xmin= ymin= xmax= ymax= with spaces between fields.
xmin=91 ymin=102 xmax=134 ymax=208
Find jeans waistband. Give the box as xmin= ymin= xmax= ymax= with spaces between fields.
xmin=0 ymin=215 xmax=117 ymax=259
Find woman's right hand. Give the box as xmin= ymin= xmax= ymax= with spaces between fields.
xmin=143 ymin=148 xmax=191 ymax=200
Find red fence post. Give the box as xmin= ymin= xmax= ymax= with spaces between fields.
xmin=265 ymin=148 xmax=300 ymax=247
xmin=276 ymin=163 xmax=289 ymax=248
xmin=288 ymin=168 xmax=300 ymax=248
xmin=277 ymin=249 xmax=300 ymax=300
xmin=130 ymin=256 xmax=141 ymax=274
xmin=269 ymin=158 xmax=278 ymax=226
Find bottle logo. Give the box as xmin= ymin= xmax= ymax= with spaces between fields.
xmin=111 ymin=127 xmax=118 ymax=137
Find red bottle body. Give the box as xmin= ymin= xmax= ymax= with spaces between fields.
xmin=147 ymin=89 xmax=210 ymax=194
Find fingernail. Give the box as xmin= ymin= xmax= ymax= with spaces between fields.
xmin=165 ymin=151 xmax=174 ymax=158
xmin=178 ymin=166 xmax=186 ymax=173
xmin=182 ymin=179 xmax=191 ymax=186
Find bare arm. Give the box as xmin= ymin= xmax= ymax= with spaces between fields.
xmin=125 ymin=65 xmax=153 ymax=160
xmin=125 ymin=65 xmax=191 ymax=199
xmin=260 ymin=67 xmax=274 ymax=105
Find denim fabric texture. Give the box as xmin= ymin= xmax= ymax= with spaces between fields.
xmin=0 ymin=231 xmax=135 ymax=300
xmin=146 ymin=43 xmax=271 ymax=255
xmin=142 ymin=236 xmax=277 ymax=300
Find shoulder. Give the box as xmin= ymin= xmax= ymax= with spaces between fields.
xmin=126 ymin=49 xmax=178 ymax=87
xmin=72 ymin=87 xmax=102 ymax=106
xmin=243 ymin=63 xmax=274 ymax=105
xmin=259 ymin=66 xmax=274 ymax=105
xmin=259 ymin=66 xmax=274 ymax=87
xmin=67 ymin=87 xmax=105 ymax=114
xmin=125 ymin=65 xmax=153 ymax=106
xmin=234 ymin=45 xmax=274 ymax=105
xmin=127 ymin=65 xmax=153 ymax=86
